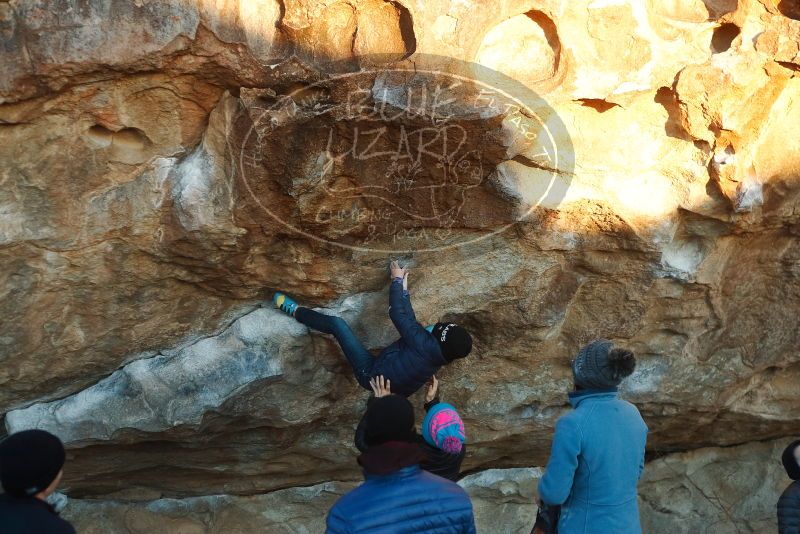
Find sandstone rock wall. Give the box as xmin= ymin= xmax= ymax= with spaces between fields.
xmin=58 ymin=439 xmax=790 ymax=533
xmin=2 ymin=0 xmax=800 ymax=531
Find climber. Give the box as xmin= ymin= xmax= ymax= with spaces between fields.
xmin=778 ymin=439 xmax=800 ymax=534
xmin=536 ymin=340 xmax=648 ymax=534
xmin=355 ymin=375 xmax=467 ymax=482
xmin=273 ymin=260 xmax=472 ymax=397
xmin=0 ymin=429 xmax=76 ymax=533
xmin=325 ymin=392 xmax=476 ymax=533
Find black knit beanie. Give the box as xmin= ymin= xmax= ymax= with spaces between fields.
xmin=364 ymin=395 xmax=416 ymax=447
xmin=432 ymin=323 xmax=472 ymax=362
xmin=572 ymin=339 xmax=636 ymax=390
xmin=0 ymin=429 xmax=65 ymax=497
xmin=782 ymin=440 xmax=800 ymax=480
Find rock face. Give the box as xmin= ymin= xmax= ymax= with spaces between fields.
xmin=639 ymin=439 xmax=789 ymax=534
xmin=58 ymin=439 xmax=792 ymax=533
xmin=59 ymin=469 xmax=539 ymax=533
xmin=2 ymin=0 xmax=800 ymax=531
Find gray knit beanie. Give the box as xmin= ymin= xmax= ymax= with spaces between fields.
xmin=572 ymin=339 xmax=636 ymax=389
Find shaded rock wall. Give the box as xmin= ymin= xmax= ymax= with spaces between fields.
xmin=2 ymin=0 xmax=800 ymax=530
xmin=60 ymin=468 xmax=539 ymax=533
xmin=59 ymin=439 xmax=790 ymax=533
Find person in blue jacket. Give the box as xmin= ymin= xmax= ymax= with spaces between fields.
xmin=325 ymin=393 xmax=476 ymax=533
xmin=273 ymin=260 xmax=472 ymax=397
xmin=537 ymin=339 xmax=648 ymax=534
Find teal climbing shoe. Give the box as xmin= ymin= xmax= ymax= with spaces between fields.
xmin=273 ymin=292 xmax=298 ymax=317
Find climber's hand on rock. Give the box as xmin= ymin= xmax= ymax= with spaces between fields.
xmin=370 ymin=375 xmax=391 ymax=398
xmin=390 ymin=260 xmax=407 ymax=280
xmin=425 ymin=375 xmax=438 ymax=403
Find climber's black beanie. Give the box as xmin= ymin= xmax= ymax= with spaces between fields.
xmin=782 ymin=440 xmax=800 ymax=480
xmin=0 ymin=429 xmax=65 ymax=497
xmin=432 ymin=323 xmax=472 ymax=362
xmin=364 ymin=395 xmax=417 ymax=447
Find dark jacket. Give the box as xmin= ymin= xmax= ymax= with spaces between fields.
xmin=420 ymin=440 xmax=466 ymax=482
xmin=371 ymin=280 xmax=446 ymax=397
xmin=420 ymin=398 xmax=466 ymax=482
xmin=0 ymin=494 xmax=76 ymax=534
xmin=779 ymin=481 xmax=800 ymax=534
xmin=326 ymin=443 xmax=476 ymax=534
xmin=355 ymin=398 xmax=466 ymax=482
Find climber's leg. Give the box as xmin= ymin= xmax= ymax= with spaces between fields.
xmin=273 ymin=292 xmax=298 ymax=317
xmin=294 ymin=307 xmax=374 ymax=390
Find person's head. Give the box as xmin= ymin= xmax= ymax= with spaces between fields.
xmin=364 ymin=395 xmax=417 ymax=447
xmin=431 ymin=323 xmax=472 ymax=362
xmin=782 ymin=440 xmax=800 ymax=480
xmin=422 ymin=403 xmax=465 ymax=455
xmin=571 ymin=339 xmax=636 ymax=390
xmin=0 ymin=429 xmax=66 ymax=499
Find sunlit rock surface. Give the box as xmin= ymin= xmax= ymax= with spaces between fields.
xmin=2 ymin=0 xmax=800 ymax=530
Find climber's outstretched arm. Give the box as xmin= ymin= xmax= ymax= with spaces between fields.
xmin=388 ymin=261 xmax=439 ymax=356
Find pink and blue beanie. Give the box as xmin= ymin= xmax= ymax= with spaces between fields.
xmin=422 ymin=403 xmax=465 ymax=454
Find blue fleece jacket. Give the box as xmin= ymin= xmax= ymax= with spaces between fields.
xmin=538 ymin=389 xmax=648 ymax=534
xmin=370 ymin=280 xmax=445 ymax=397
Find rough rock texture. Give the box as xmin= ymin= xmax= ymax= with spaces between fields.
xmin=2 ymin=0 xmax=800 ymax=531
xmin=58 ymin=439 xmax=792 ymax=533
xmin=61 ymin=482 xmax=358 ymax=534
xmin=639 ymin=438 xmax=789 ymax=533
xmin=60 ymin=469 xmax=539 ymax=533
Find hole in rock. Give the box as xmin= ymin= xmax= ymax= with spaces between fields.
xmin=111 ymin=128 xmax=150 ymax=151
xmin=84 ymin=125 xmax=152 ymax=163
xmin=711 ymin=23 xmax=740 ymax=53
xmin=86 ymin=124 xmax=114 ymax=147
xmin=577 ymin=99 xmax=619 ymax=113
xmin=476 ymin=9 xmax=560 ymax=86
xmin=779 ymin=0 xmax=800 ymax=20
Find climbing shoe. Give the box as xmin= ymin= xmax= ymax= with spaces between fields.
xmin=273 ymin=292 xmax=298 ymax=317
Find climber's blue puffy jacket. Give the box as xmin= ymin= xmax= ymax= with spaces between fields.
xmin=371 ymin=279 xmax=446 ymax=397
xmin=325 ymin=465 xmax=476 ymax=534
